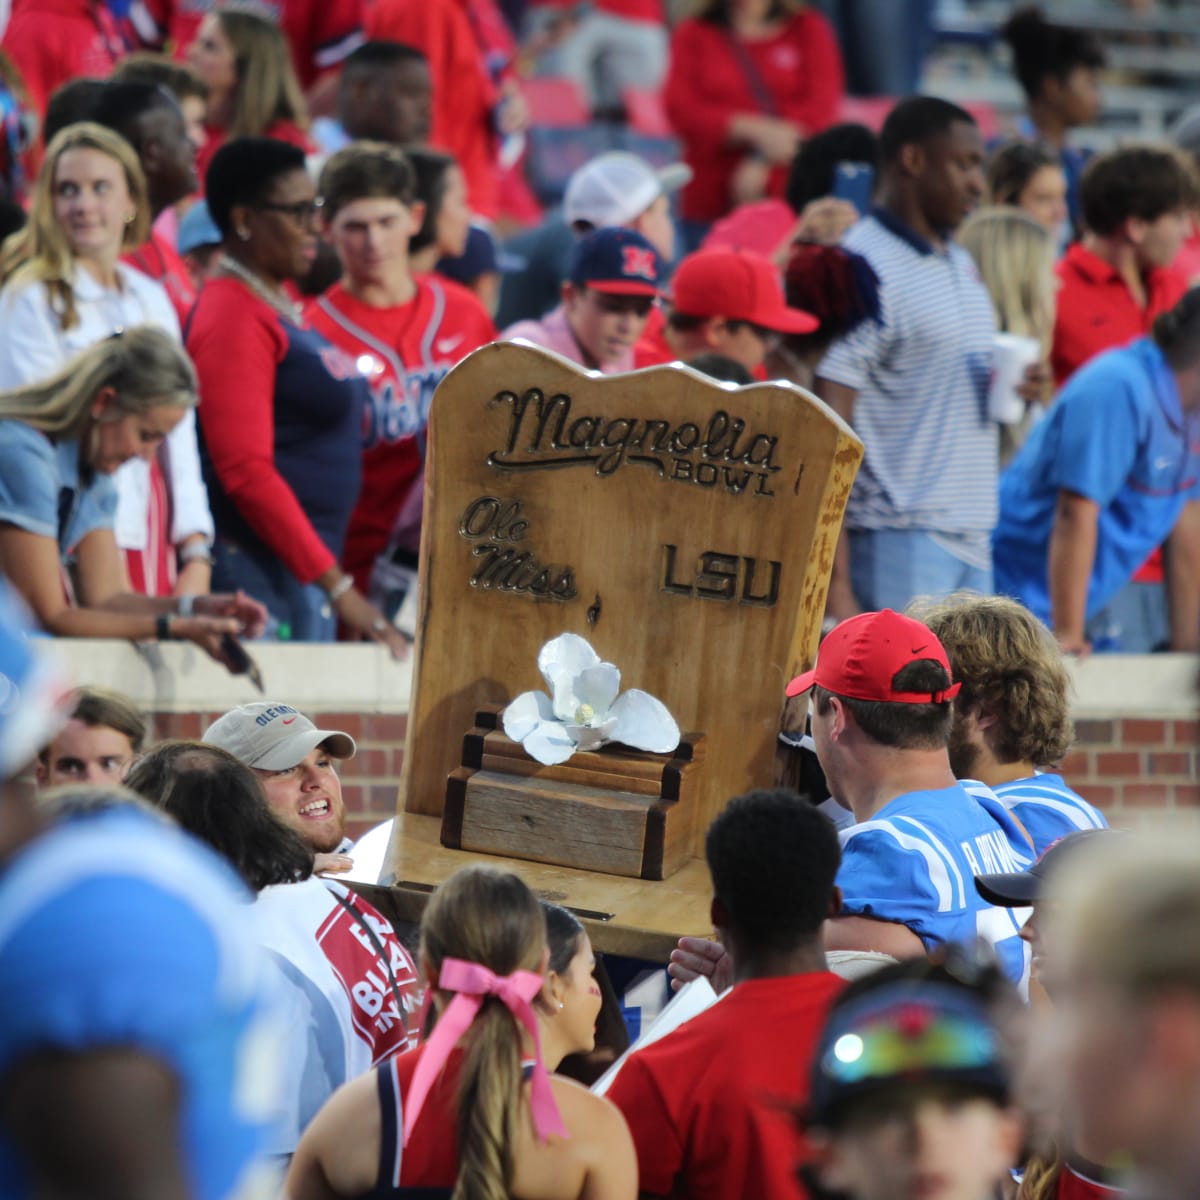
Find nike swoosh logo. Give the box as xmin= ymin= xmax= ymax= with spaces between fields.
xmin=436 ymin=334 xmax=464 ymax=354
xmin=911 ymin=644 xmax=928 ymax=654
xmin=282 ymin=717 xmax=297 ymax=725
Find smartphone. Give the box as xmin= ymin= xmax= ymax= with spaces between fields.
xmin=833 ymin=161 xmax=876 ymax=213
xmin=221 ymin=633 xmax=265 ymax=693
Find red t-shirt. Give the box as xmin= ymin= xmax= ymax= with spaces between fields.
xmin=123 ymin=230 xmax=198 ymax=330
xmin=2 ymin=0 xmax=128 ymax=117
xmin=366 ymin=0 xmax=500 ymax=219
xmin=664 ymin=11 xmax=844 ymax=224
xmin=608 ymin=972 xmax=844 ymax=1200
xmin=133 ymin=0 xmax=365 ymax=89
xmin=195 ymin=119 xmax=315 ymax=193
xmin=1051 ymin=242 xmax=1189 ymax=583
xmin=634 ymin=306 xmax=674 ymax=368
xmin=304 ymin=276 xmax=496 ymax=591
xmin=1051 ymin=242 xmax=1189 ymax=387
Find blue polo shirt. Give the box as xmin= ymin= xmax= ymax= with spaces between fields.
xmin=994 ymin=337 xmax=1200 ymax=623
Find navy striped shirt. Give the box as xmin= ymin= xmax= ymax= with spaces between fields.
xmin=818 ymin=209 xmax=999 ymax=535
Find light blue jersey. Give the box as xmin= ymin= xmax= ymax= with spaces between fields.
xmin=967 ymin=774 xmax=1108 ymax=857
xmin=0 ymin=807 xmax=283 ymax=1200
xmin=837 ymin=785 xmax=1033 ymax=990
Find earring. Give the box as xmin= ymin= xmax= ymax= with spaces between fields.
xmin=125 ymin=212 xmax=136 ymax=225
xmin=236 ymin=227 xmax=250 ymax=241
xmin=558 ymin=1002 xmax=564 ymax=1010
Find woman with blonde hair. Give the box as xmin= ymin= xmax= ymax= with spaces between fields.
xmin=958 ymin=205 xmax=1057 ymax=461
xmin=285 ymin=865 xmax=636 ymax=1199
xmin=188 ymin=8 xmax=313 ymax=184
xmin=0 ymin=121 xmax=216 ymax=601
xmin=0 ymin=326 xmax=265 ymax=668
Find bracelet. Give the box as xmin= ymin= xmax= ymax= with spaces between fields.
xmin=155 ymin=613 xmax=177 ymax=641
xmin=327 ymin=574 xmax=354 ymax=602
xmin=179 ymin=539 xmax=215 ymax=566
xmin=177 ymin=593 xmax=196 ymax=618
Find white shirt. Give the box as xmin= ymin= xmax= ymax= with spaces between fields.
xmin=0 ymin=263 xmax=213 ymax=549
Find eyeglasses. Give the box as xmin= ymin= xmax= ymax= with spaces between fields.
xmin=255 ymin=199 xmax=323 ymax=224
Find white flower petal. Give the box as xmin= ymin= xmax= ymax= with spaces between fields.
xmin=565 ymin=716 xmax=618 ymax=751
xmin=537 ymin=633 xmax=600 ymax=693
xmin=574 ymin=664 xmax=621 ymax=718
xmin=522 ymin=720 xmax=578 ymax=765
xmin=503 ymin=690 xmax=555 ymax=742
xmin=609 ymin=690 xmax=681 ymax=754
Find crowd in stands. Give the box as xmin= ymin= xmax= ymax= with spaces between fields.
xmin=0 ymin=0 xmax=1198 ymax=1197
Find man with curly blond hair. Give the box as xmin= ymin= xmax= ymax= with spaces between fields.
xmin=910 ymin=592 xmax=1108 ymax=855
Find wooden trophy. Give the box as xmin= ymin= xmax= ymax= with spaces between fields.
xmin=387 ymin=344 xmax=861 ymax=945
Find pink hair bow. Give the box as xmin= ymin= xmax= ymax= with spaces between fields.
xmin=402 ymin=957 xmax=569 ymax=1147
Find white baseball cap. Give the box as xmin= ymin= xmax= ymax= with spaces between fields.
xmin=203 ymin=702 xmax=356 ymax=771
xmin=564 ymin=151 xmax=693 ymax=229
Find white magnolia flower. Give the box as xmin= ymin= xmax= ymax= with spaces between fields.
xmin=502 ymin=633 xmax=681 ymax=766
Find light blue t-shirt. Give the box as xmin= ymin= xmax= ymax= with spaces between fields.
xmin=0 ymin=807 xmax=283 ymax=1199
xmin=837 ymin=785 xmax=1033 ymax=989
xmin=0 ymin=421 xmax=117 ymax=560
xmin=994 ymin=338 xmax=1200 ymax=622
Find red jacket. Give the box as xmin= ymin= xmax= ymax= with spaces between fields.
xmin=664 ymin=10 xmax=843 ymax=224
xmin=366 ymin=0 xmax=500 ymax=219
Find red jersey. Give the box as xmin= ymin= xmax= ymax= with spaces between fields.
xmin=123 ymin=230 xmax=197 ymax=330
xmin=633 ymin=306 xmax=674 ymax=368
xmin=131 ymin=0 xmax=364 ymax=88
xmin=305 ymin=276 xmax=496 ymax=591
xmin=1056 ymin=1159 xmax=1125 ymax=1200
xmin=608 ymin=972 xmax=845 ymax=1200
xmin=664 ymin=11 xmax=843 ymax=223
xmin=2 ymin=0 xmax=128 ymax=117
xmin=1052 ymin=242 xmax=1189 ymax=387
xmin=366 ymin=0 xmax=500 ymax=218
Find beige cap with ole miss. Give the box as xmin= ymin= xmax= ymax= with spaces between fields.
xmin=202 ymin=702 xmax=356 ymax=771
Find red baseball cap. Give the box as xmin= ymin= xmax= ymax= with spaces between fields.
xmin=670 ymin=248 xmax=819 ymax=334
xmin=785 ymin=610 xmax=962 ymax=704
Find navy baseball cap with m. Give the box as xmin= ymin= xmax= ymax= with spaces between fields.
xmin=568 ymin=227 xmax=662 ymax=297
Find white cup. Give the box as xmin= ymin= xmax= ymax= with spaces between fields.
xmin=989 ymin=333 xmax=1041 ymax=425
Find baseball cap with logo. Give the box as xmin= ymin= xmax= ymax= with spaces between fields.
xmin=564 ymin=151 xmax=692 ymax=229
xmin=786 ymin=610 xmax=962 ymax=704
xmin=569 ymin=227 xmax=662 ymax=296
xmin=203 ymin=702 xmax=356 ymax=771
xmin=670 ymin=248 xmax=819 ymax=334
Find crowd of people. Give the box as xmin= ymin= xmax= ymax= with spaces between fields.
xmin=0 ymin=3 xmax=1191 ymax=656
xmin=0 ymin=0 xmax=1198 ymax=1197
xmin=1 ymin=582 xmax=1198 ymax=1200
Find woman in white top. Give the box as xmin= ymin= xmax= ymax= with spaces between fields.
xmin=0 ymin=121 xmax=214 ymax=599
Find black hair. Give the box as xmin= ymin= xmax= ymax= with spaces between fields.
xmin=1080 ymin=146 xmax=1200 ymax=237
xmin=542 ymin=902 xmax=586 ymax=975
xmin=687 ymin=353 xmax=755 ymax=386
xmin=42 ymin=79 xmax=109 ymax=147
xmin=986 ymin=140 xmax=1060 ymax=206
xmin=125 ymin=740 xmax=314 ymax=892
xmin=786 ymin=123 xmax=880 ymax=212
xmin=879 ymin=96 xmax=976 ymax=166
xmin=813 ymin=661 xmax=954 ymax=750
xmin=407 ymin=147 xmax=456 ymax=254
xmin=90 ymin=81 xmax=178 ymax=154
xmin=705 ymin=788 xmax=840 ymax=956
xmin=205 ymin=136 xmax=308 ymax=238
xmin=341 ymin=38 xmax=428 ymax=79
xmin=1002 ymin=7 xmax=1105 ymax=103
xmin=1153 ymin=287 xmax=1200 ymax=370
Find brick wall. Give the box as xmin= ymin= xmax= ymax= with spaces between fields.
xmin=1063 ymin=717 xmax=1200 ymax=823
xmin=146 ymin=708 xmax=409 ymax=844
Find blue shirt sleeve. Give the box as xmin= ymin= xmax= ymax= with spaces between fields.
xmin=0 ymin=422 xmax=58 ymax=538
xmin=836 ymin=826 xmax=941 ymax=948
xmin=1046 ymin=368 xmax=1145 ymax=507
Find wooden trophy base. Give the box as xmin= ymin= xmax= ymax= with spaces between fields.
xmin=442 ymin=708 xmax=705 ymax=881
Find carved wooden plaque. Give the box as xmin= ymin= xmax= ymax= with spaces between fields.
xmin=400 ymin=342 xmax=862 ymax=859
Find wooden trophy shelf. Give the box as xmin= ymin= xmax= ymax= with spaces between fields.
xmin=442 ymin=706 xmax=705 ymax=881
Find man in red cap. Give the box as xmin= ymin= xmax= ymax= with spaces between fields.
xmin=671 ymin=609 xmax=1035 ymax=991
xmin=636 ymin=247 xmax=818 ymax=376
xmin=503 ymin=226 xmax=662 ymax=374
